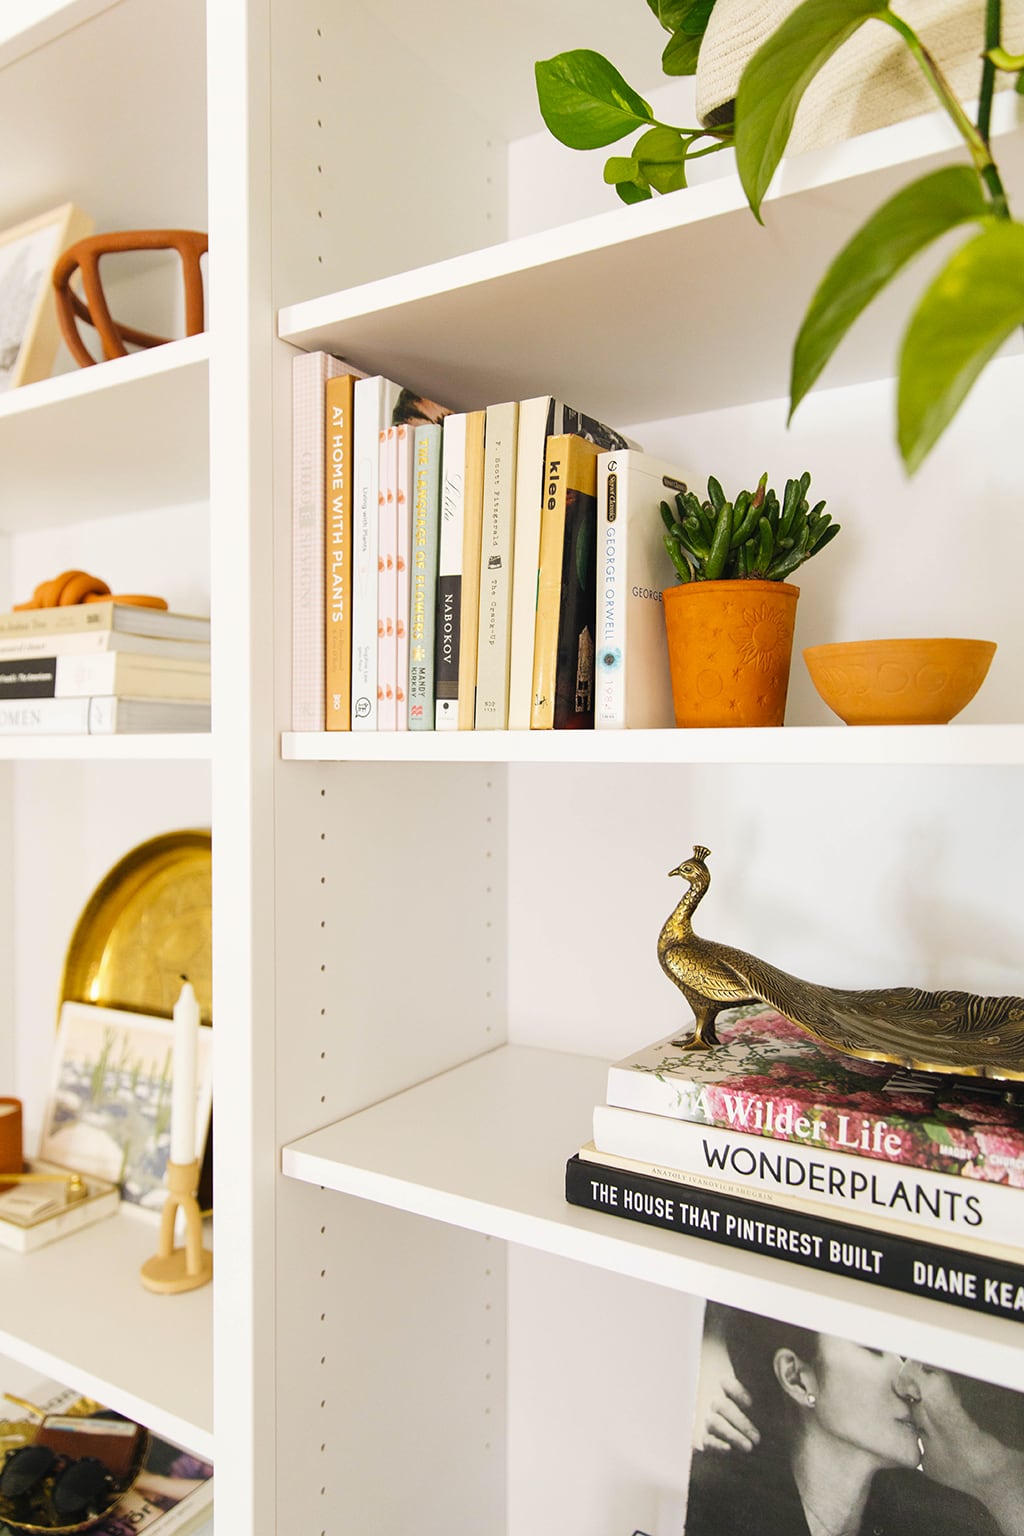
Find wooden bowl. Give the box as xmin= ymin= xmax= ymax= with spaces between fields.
xmin=803 ymin=637 xmax=997 ymax=725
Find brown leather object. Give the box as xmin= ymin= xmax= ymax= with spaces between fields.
xmin=13 ymin=571 xmax=167 ymax=612
xmin=52 ymin=229 xmax=208 ymax=367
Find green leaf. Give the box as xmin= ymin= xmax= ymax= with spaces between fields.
xmin=898 ymin=220 xmax=1024 ymax=473
xmin=634 ymin=127 xmax=689 ymax=193
xmin=661 ymin=0 xmax=716 ymax=73
xmin=603 ymin=156 xmax=638 ymax=184
xmin=648 ymin=0 xmax=705 ymax=32
xmin=616 ymin=180 xmax=653 ymax=204
xmin=535 ymin=51 xmax=654 ymax=150
xmin=735 ymin=0 xmax=889 ymax=219
xmin=790 ymin=166 xmax=989 ymax=415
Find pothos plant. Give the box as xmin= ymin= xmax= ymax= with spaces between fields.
xmin=534 ymin=0 xmax=1024 ymax=473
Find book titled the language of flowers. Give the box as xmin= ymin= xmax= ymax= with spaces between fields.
xmin=607 ymin=1006 xmax=1024 ymax=1186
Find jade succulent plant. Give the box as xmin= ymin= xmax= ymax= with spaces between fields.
xmin=661 ymin=470 xmax=839 ymax=582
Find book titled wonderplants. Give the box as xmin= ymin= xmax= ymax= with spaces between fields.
xmin=607 ymin=1005 xmax=1024 ymax=1185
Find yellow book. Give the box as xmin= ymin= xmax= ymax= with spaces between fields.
xmin=324 ymin=372 xmax=356 ymax=729
xmin=531 ymin=434 xmax=602 ymax=729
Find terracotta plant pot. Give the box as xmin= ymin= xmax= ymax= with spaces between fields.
xmin=662 ymin=578 xmax=800 ymax=727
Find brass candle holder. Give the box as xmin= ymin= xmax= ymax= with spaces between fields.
xmin=139 ymin=1158 xmax=212 ymax=1294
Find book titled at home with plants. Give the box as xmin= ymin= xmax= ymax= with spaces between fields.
xmin=607 ymin=1005 xmax=1024 ymax=1185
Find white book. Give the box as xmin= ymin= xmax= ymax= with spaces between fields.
xmin=351 ymin=377 xmax=402 ymax=730
xmin=591 ymin=1102 xmax=1024 ymax=1251
xmin=0 ymin=651 xmax=210 ymax=700
xmin=474 ymin=400 xmax=518 ymax=728
xmin=394 ymin=421 xmax=414 ymax=732
xmin=595 ymin=449 xmax=691 ymax=729
xmin=507 ymin=398 xmax=636 ymax=729
xmin=0 ymin=630 xmax=211 ymax=662
xmin=434 ymin=411 xmax=468 ymax=731
xmin=376 ymin=424 xmax=399 ymax=730
xmin=0 ymin=696 xmax=211 ymax=734
xmin=291 ymin=350 xmax=362 ymax=731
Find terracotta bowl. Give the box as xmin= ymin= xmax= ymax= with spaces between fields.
xmin=803 ymin=638 xmax=997 ymax=725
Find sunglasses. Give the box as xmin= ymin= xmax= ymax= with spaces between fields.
xmin=0 ymin=1441 xmax=116 ymax=1528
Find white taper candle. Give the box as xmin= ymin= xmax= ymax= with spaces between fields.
xmin=170 ymin=978 xmax=200 ymax=1165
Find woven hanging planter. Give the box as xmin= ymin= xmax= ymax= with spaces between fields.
xmin=696 ymin=0 xmax=1024 ymax=154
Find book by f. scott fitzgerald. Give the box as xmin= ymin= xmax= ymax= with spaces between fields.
xmin=607 ymin=1006 xmax=1024 ymax=1186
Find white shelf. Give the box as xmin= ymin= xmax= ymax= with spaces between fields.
xmin=0 ymin=336 xmax=210 ymax=531
xmin=0 ymin=1209 xmax=212 ymax=1457
xmin=281 ymin=723 xmax=1024 ymax=767
xmin=0 ymin=733 xmax=211 ymax=761
xmin=282 ymin=1044 xmax=1024 ymax=1390
xmin=278 ymin=99 xmax=1023 ymax=420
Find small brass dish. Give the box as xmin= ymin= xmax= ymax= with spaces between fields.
xmin=804 ymin=636 xmax=996 ymax=725
xmin=0 ymin=1417 xmax=150 ymax=1533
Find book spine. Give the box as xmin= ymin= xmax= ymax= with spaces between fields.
xmin=592 ymin=1102 xmax=1024 ymax=1247
xmin=0 ymin=658 xmax=57 ymax=697
xmin=0 ymin=697 xmax=91 ymax=733
xmin=507 ymin=397 xmax=557 ymax=729
xmin=376 ymin=426 xmax=398 ymax=730
xmin=408 ymin=423 xmax=441 ymax=729
xmin=530 ymin=438 xmax=568 ymax=730
xmin=604 ymin=1052 xmax=1024 ymax=1185
xmin=531 ymin=435 xmax=599 ymax=730
xmin=475 ymin=401 xmax=519 ymax=728
xmin=325 ymin=372 xmax=355 ymax=730
xmin=577 ymin=1142 xmax=1024 ymax=1265
xmin=292 ymin=351 xmax=345 ymax=730
xmin=565 ymin=1154 xmax=1024 ymax=1324
xmin=434 ymin=412 xmax=467 ymax=730
xmin=594 ymin=453 xmax=626 ymax=728
xmin=352 ymin=378 xmax=398 ymax=730
xmin=55 ymin=655 xmax=209 ymax=700
xmin=394 ymin=423 xmax=413 ymax=732
xmin=457 ymin=410 xmax=486 ymax=729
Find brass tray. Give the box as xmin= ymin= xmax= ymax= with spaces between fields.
xmin=59 ymin=830 xmax=211 ymax=1026
xmin=0 ymin=1417 xmax=150 ymax=1534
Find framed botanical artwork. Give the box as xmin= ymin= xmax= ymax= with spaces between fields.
xmin=0 ymin=203 xmax=93 ymax=391
xmin=38 ymin=1001 xmax=212 ymax=1214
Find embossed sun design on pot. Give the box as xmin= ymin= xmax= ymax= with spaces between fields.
xmin=730 ymin=600 xmax=790 ymax=673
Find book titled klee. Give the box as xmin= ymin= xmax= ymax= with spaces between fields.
xmin=531 ymin=433 xmax=601 ymax=730
xmin=608 ymin=1005 xmax=1024 ymax=1185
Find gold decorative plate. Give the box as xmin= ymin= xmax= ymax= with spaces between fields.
xmin=59 ymin=830 xmax=211 ymax=1026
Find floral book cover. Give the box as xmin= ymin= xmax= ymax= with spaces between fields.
xmin=607 ymin=1006 xmax=1024 ymax=1186
xmin=682 ymin=1299 xmax=1020 ymax=1536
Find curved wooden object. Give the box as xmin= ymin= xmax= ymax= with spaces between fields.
xmin=52 ymin=229 xmax=208 ymax=366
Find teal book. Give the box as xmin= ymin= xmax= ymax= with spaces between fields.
xmin=408 ymin=422 xmax=442 ymax=728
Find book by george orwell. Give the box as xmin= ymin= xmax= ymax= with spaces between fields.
xmin=607 ymin=1005 xmax=1024 ymax=1186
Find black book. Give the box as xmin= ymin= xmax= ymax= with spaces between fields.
xmin=565 ymin=1153 xmax=1024 ymax=1324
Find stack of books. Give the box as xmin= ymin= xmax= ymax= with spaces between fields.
xmin=566 ymin=1004 xmax=1024 ymax=1322
xmin=0 ymin=603 xmax=211 ymax=734
xmin=292 ymin=349 xmax=691 ymax=733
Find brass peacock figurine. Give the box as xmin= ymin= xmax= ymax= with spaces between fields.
xmin=658 ymin=845 xmax=1024 ymax=1081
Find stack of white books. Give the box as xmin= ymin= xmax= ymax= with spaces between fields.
xmin=0 ymin=603 xmax=211 ymax=735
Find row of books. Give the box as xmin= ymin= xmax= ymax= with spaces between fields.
xmin=567 ymin=1005 xmax=1024 ymax=1322
xmin=0 ymin=602 xmax=211 ymax=734
xmin=291 ymin=349 xmax=687 ymax=732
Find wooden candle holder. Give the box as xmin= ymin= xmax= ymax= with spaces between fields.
xmin=140 ymin=1158 xmax=212 ymax=1294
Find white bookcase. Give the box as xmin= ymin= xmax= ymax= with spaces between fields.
xmin=1 ymin=3 xmax=1022 ymax=1534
